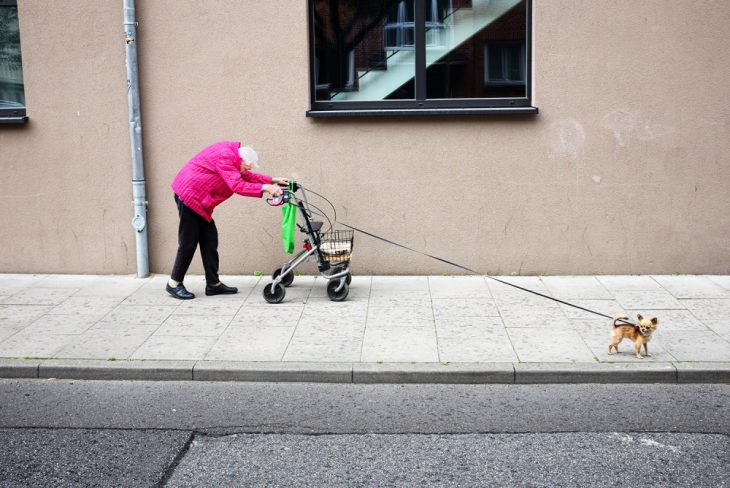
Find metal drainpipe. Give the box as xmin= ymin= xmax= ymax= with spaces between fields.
xmin=123 ymin=0 xmax=149 ymax=278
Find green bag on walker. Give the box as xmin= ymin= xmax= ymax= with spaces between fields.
xmin=281 ymin=183 xmax=297 ymax=254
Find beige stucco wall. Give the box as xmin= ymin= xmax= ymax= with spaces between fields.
xmin=1 ymin=0 xmax=728 ymax=276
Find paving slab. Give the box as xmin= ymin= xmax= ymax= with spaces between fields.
xmin=487 ymin=277 xmax=553 ymax=305
xmin=704 ymin=320 xmax=730 ymax=341
xmin=154 ymin=314 xmax=233 ymax=336
xmin=48 ymin=296 xmax=123 ymax=316
xmin=130 ymin=335 xmax=218 ymax=361
xmin=507 ymin=328 xmax=597 ymax=362
xmin=21 ymin=314 xmax=99 ymax=335
xmin=72 ymin=276 xmax=147 ymax=298
xmin=706 ymin=275 xmax=730 ymax=291
xmin=233 ymin=304 xmax=304 ymax=326
xmin=0 ymin=331 xmax=76 ymax=358
xmin=559 ymin=299 xmax=625 ymax=320
xmin=367 ymin=294 xmax=431 ymax=309
xmin=432 ymin=298 xmax=499 ymax=317
xmin=651 ymin=275 xmax=730 ymax=298
xmin=0 ymin=275 xmax=42 ymax=295
xmin=371 ymin=276 xmax=430 ymax=294
xmin=613 ymin=290 xmax=684 ymax=310
xmin=596 ymin=275 xmax=665 ymax=292
xmin=659 ymin=331 xmax=730 ymax=362
xmin=0 ymin=323 xmax=27 ymax=342
xmin=0 ymin=287 xmax=79 ymax=306
xmin=541 ymin=276 xmax=613 ymax=299
xmin=434 ymin=316 xmax=504 ymax=335
xmin=204 ymin=326 xmax=295 ymax=361
xmin=682 ymin=299 xmax=730 ymax=321
xmin=283 ymin=336 xmax=362 ymax=362
xmin=367 ymin=305 xmax=433 ymax=325
xmin=428 ymin=276 xmax=491 ymax=298
xmin=53 ymin=327 xmax=157 ymax=360
xmin=0 ymin=305 xmax=53 ymax=326
xmin=498 ymin=304 xmax=570 ymax=328
xmin=437 ymin=328 xmax=518 ymax=363
xmin=361 ymin=326 xmax=439 ymax=362
xmin=98 ymin=304 xmax=177 ymax=325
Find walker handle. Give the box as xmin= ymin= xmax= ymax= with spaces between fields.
xmin=266 ymin=189 xmax=291 ymax=207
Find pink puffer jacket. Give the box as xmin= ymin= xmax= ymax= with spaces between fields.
xmin=171 ymin=141 xmax=273 ymax=222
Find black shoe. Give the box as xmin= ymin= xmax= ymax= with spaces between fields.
xmin=166 ymin=283 xmax=195 ymax=300
xmin=205 ymin=282 xmax=238 ymax=296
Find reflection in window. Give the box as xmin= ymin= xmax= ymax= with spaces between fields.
xmin=425 ymin=1 xmax=526 ymax=99
xmin=384 ymin=0 xmax=452 ymax=50
xmin=0 ymin=3 xmax=25 ymax=112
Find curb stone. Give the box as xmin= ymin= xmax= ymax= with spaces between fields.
xmin=675 ymin=362 xmax=730 ymax=383
xmin=0 ymin=359 xmax=39 ymax=378
xmin=514 ymin=362 xmax=678 ymax=384
xmin=37 ymin=359 xmax=195 ymax=381
xmin=0 ymin=359 xmax=728 ymax=384
xmin=352 ymin=362 xmax=514 ymax=384
xmin=193 ymin=361 xmax=353 ymax=383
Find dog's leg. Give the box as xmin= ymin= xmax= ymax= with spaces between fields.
xmin=608 ymin=343 xmax=618 ymax=355
xmin=634 ymin=341 xmax=643 ymax=359
xmin=643 ymin=342 xmax=651 ymax=357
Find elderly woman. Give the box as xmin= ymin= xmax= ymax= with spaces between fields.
xmin=166 ymin=141 xmax=288 ymax=300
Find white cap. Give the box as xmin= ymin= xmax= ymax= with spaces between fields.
xmin=238 ymin=145 xmax=260 ymax=168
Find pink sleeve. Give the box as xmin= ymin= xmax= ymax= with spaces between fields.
xmin=242 ymin=171 xmax=274 ymax=185
xmin=215 ymin=152 xmax=266 ymax=198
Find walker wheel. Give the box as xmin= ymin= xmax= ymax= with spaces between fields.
xmin=263 ymin=282 xmax=286 ymax=303
xmin=273 ymin=267 xmax=294 ymax=287
xmin=327 ymin=280 xmax=349 ymax=302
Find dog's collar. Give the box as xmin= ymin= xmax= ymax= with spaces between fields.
xmin=636 ymin=325 xmax=652 ymax=336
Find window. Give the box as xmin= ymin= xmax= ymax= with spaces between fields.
xmin=308 ymin=0 xmax=536 ymax=117
xmin=0 ymin=0 xmax=26 ymax=123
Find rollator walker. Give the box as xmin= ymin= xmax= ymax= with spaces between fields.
xmin=263 ymin=182 xmax=353 ymax=303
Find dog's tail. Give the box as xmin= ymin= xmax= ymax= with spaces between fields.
xmin=612 ymin=313 xmax=630 ymax=327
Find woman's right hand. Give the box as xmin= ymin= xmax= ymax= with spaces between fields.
xmin=262 ymin=184 xmax=282 ymax=197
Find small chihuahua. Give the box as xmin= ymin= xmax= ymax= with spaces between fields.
xmin=608 ymin=313 xmax=659 ymax=359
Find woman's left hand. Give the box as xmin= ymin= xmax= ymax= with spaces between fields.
xmin=272 ymin=177 xmax=290 ymax=186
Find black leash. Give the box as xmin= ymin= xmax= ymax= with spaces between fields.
xmin=337 ymin=221 xmax=636 ymax=326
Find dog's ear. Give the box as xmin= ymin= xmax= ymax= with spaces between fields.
xmin=637 ymin=314 xmax=644 ymax=322
xmin=650 ymin=317 xmax=658 ymax=325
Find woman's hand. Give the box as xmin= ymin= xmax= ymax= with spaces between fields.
xmin=272 ymin=177 xmax=289 ymax=187
xmin=262 ymin=184 xmax=283 ymax=197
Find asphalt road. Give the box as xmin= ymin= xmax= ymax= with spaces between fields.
xmin=0 ymin=380 xmax=728 ymax=486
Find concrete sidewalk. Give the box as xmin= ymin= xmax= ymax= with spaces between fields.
xmin=0 ymin=274 xmax=729 ymax=384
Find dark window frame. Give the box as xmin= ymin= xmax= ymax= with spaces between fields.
xmin=306 ymin=0 xmax=537 ymax=118
xmin=0 ymin=0 xmax=27 ymax=124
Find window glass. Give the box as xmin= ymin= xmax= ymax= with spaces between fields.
xmin=313 ymin=0 xmax=416 ymax=102
xmin=0 ymin=4 xmax=25 ymax=111
xmin=309 ymin=0 xmax=532 ymax=114
xmin=426 ymin=0 xmax=526 ymax=99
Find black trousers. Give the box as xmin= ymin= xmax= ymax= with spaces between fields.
xmin=170 ymin=194 xmax=220 ymax=285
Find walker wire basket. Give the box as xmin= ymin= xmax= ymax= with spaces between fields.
xmin=319 ymin=229 xmax=354 ymax=265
